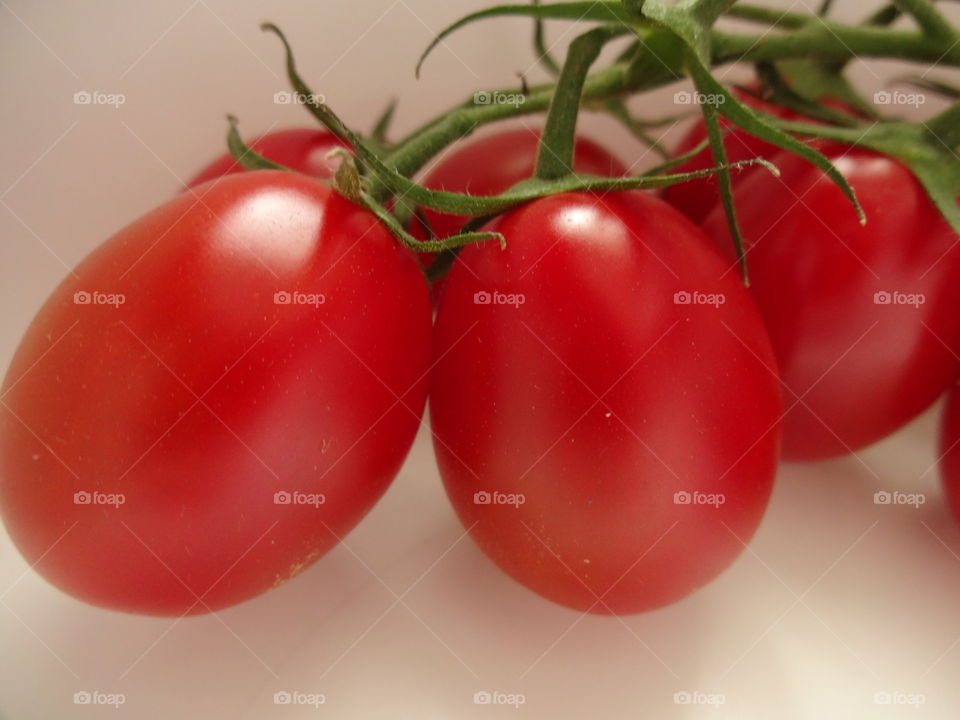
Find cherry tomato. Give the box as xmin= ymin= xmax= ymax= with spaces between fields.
xmin=662 ymin=87 xmax=863 ymax=224
xmin=188 ymin=128 xmax=349 ymax=186
xmin=430 ymin=190 xmax=781 ymax=614
xmin=416 ymin=128 xmax=626 ymax=240
xmin=701 ymin=142 xmax=960 ymax=460
xmin=939 ymin=385 xmax=960 ymax=524
xmin=0 ymin=171 xmax=431 ymax=615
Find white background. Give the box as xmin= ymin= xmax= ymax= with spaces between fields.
xmin=2 ymin=0 xmax=960 ymax=717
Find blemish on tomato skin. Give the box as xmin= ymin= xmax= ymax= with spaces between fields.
xmin=273 ymin=546 xmax=323 ymax=588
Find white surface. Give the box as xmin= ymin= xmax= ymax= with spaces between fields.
xmin=3 ymin=0 xmax=960 ymax=718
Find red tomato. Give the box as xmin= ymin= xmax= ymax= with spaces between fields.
xmin=430 ymin=190 xmax=781 ymax=614
xmin=417 ymin=127 xmax=626 ymax=240
xmin=188 ymin=128 xmax=349 ymax=186
xmin=701 ymin=142 xmax=960 ymax=460
xmin=662 ymin=87 xmax=800 ymax=223
xmin=939 ymin=385 xmax=960 ymax=523
xmin=0 ymin=171 xmax=431 ymax=615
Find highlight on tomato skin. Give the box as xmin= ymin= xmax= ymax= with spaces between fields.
xmin=700 ymin=142 xmax=960 ymax=461
xmin=429 ymin=189 xmax=782 ymax=614
xmin=187 ymin=128 xmax=349 ymax=187
xmin=0 ymin=170 xmax=432 ymax=616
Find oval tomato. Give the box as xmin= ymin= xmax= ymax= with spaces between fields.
xmin=701 ymin=142 xmax=960 ymax=460
xmin=0 ymin=171 xmax=431 ymax=615
xmin=430 ymin=190 xmax=781 ymax=614
xmin=188 ymin=128 xmax=349 ymax=187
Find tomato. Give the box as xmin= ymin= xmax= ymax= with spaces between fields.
xmin=430 ymin=190 xmax=781 ymax=614
xmin=416 ymin=128 xmax=626 ymax=240
xmin=701 ymin=142 xmax=960 ymax=460
xmin=662 ymin=87 xmax=862 ymax=224
xmin=188 ymin=128 xmax=349 ymax=186
xmin=939 ymin=385 xmax=960 ymax=524
xmin=0 ymin=171 xmax=431 ymax=615
xmin=662 ymin=87 xmax=802 ymax=224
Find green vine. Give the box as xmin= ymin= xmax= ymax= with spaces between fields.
xmin=223 ymin=0 xmax=960 ymax=283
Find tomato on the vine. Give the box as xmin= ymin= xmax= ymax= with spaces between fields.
xmin=0 ymin=170 xmax=431 ymax=615
xmin=701 ymin=142 xmax=960 ymax=460
xmin=430 ymin=189 xmax=781 ymax=614
xmin=188 ymin=128 xmax=349 ymax=186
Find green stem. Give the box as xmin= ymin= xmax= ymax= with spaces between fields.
xmin=864 ymin=4 xmax=902 ymax=26
xmin=376 ymin=63 xmax=632 ymax=200
xmin=927 ymin=102 xmax=960 ymax=148
xmin=712 ymin=25 xmax=960 ymax=65
xmin=894 ymin=0 xmax=958 ymax=40
xmin=536 ymin=25 xmax=629 ymax=179
xmin=532 ymin=0 xmax=561 ymax=74
xmin=382 ymin=22 xmax=960 ymax=195
xmin=263 ymin=10 xmax=960 ymax=212
xmin=723 ymin=4 xmax=812 ymax=27
xmin=690 ymin=0 xmax=741 ymax=27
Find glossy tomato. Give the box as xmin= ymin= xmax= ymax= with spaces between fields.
xmin=188 ymin=128 xmax=349 ymax=186
xmin=416 ymin=127 xmax=626 ymax=240
xmin=430 ymin=190 xmax=781 ymax=614
xmin=0 ymin=171 xmax=431 ymax=615
xmin=701 ymin=142 xmax=960 ymax=460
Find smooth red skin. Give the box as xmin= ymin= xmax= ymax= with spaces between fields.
xmin=701 ymin=143 xmax=960 ymax=460
xmin=430 ymin=191 xmax=781 ymax=614
xmin=0 ymin=171 xmax=431 ymax=615
xmin=662 ymin=88 xmax=801 ymax=224
xmin=187 ymin=128 xmax=349 ymax=186
xmin=939 ymin=386 xmax=960 ymax=524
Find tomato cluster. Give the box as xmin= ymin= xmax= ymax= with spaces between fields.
xmin=1 ymin=107 xmax=958 ymax=616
